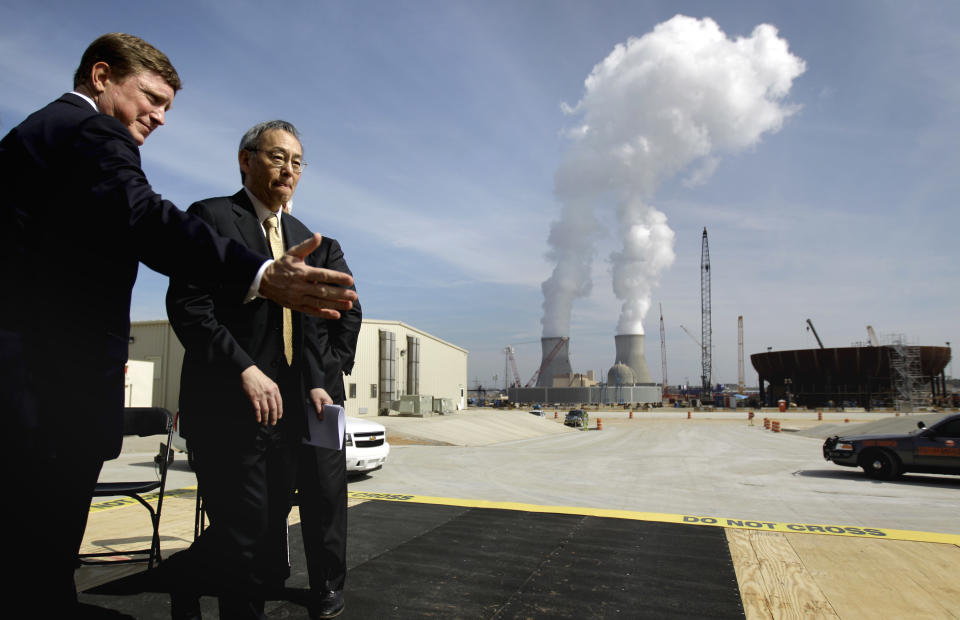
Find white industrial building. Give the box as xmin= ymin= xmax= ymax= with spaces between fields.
xmin=128 ymin=319 xmax=467 ymax=418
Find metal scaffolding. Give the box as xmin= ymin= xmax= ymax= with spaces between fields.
xmin=888 ymin=334 xmax=923 ymax=412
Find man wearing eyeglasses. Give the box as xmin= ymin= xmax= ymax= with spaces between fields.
xmin=165 ymin=120 xmax=354 ymax=619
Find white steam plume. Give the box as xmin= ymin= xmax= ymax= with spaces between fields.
xmin=542 ymin=14 xmax=805 ymax=337
xmin=540 ymin=200 xmax=600 ymax=337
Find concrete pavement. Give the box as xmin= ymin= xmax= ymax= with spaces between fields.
xmin=80 ymin=407 xmax=960 ymax=618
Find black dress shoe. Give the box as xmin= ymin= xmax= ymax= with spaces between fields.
xmin=170 ymin=589 xmax=202 ymax=620
xmin=310 ymin=590 xmax=344 ymax=619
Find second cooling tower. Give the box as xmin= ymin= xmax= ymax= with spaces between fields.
xmin=610 ymin=334 xmax=652 ymax=384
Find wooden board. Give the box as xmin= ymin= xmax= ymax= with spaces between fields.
xmin=728 ymin=527 xmax=960 ymax=620
xmin=785 ymin=534 xmax=960 ymax=619
xmin=727 ymin=528 xmax=839 ymax=619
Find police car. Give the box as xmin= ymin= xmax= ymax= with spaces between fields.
xmin=822 ymin=412 xmax=960 ymax=480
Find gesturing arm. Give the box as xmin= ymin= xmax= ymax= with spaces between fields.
xmin=77 ymin=113 xmax=356 ymax=319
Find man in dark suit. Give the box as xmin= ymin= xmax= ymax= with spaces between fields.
xmin=287 ymin=206 xmax=362 ymax=619
xmin=166 ymin=120 xmax=351 ymax=619
xmin=0 ymin=34 xmax=356 ymax=615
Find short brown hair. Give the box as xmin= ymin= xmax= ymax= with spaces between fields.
xmin=73 ymin=33 xmax=182 ymax=92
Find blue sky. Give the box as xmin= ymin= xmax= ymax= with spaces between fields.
xmin=3 ymin=1 xmax=958 ymax=390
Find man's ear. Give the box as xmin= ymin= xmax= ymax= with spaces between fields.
xmin=238 ymin=149 xmax=251 ymax=176
xmin=89 ymin=61 xmax=113 ymax=95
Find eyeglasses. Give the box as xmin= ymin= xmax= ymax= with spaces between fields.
xmin=248 ymin=148 xmax=306 ymax=173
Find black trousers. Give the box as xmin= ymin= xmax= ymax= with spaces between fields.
xmin=173 ymin=423 xmax=296 ymax=619
xmin=2 ymin=452 xmax=102 ymax=615
xmin=296 ymin=444 xmax=348 ymax=595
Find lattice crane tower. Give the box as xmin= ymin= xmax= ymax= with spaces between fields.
xmin=659 ymin=303 xmax=668 ymax=396
xmin=700 ymin=228 xmax=712 ymax=396
xmin=738 ymin=315 xmax=745 ymax=394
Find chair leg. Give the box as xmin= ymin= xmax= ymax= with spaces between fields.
xmin=193 ymin=486 xmax=207 ymax=540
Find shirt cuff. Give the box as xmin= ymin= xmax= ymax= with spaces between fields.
xmin=245 ymin=260 xmax=273 ymax=303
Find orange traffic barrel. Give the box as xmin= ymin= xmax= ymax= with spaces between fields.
xmin=763 ymin=418 xmax=770 ymax=429
xmin=818 ymin=411 xmax=822 ymax=420
xmin=597 ymin=417 xmax=603 ymax=430
xmin=629 ymin=411 xmax=634 ymax=419
xmin=772 ymin=420 xmax=781 ymax=432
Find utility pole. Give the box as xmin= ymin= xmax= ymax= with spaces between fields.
xmin=701 ymin=228 xmax=712 ymax=398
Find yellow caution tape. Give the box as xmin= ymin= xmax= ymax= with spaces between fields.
xmin=346 ymin=491 xmax=960 ymax=545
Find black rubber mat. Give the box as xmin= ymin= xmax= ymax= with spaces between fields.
xmin=81 ymin=501 xmax=744 ymax=619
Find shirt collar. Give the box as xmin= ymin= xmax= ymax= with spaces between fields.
xmin=70 ymin=91 xmax=98 ymax=111
xmin=242 ymin=186 xmax=286 ymax=228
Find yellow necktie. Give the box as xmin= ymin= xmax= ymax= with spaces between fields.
xmin=263 ymin=214 xmax=293 ymax=366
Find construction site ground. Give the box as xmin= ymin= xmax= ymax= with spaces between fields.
xmin=78 ymin=407 xmax=960 ymax=618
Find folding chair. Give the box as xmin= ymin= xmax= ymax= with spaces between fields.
xmin=80 ymin=407 xmax=174 ymax=568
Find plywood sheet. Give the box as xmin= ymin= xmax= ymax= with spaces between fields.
xmin=786 ymin=534 xmax=960 ymax=620
xmin=727 ymin=528 xmax=839 ymax=619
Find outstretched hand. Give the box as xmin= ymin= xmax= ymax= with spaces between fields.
xmin=259 ymin=234 xmax=357 ymax=319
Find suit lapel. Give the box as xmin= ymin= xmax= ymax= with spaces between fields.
xmin=281 ymin=219 xmax=290 ymax=251
xmin=281 ymin=211 xmax=312 ymax=251
xmin=230 ymin=190 xmax=270 ymax=256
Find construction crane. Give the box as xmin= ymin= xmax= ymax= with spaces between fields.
xmin=701 ymin=228 xmax=712 ymax=395
xmin=805 ymin=318 xmax=824 ymax=349
xmin=659 ymin=304 xmax=668 ymax=396
xmin=738 ymin=316 xmax=745 ymax=394
xmin=525 ymin=337 xmax=568 ymax=388
xmin=680 ymin=324 xmax=701 ymax=347
xmin=503 ymin=346 xmax=522 ymax=388
xmin=866 ymin=325 xmax=880 ymax=347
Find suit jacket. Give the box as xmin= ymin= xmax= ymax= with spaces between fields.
xmin=310 ymin=239 xmax=362 ymax=406
xmin=0 ymin=94 xmax=266 ymax=460
xmin=166 ymin=190 xmax=326 ymax=444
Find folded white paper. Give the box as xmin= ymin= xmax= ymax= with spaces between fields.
xmin=303 ymin=403 xmax=345 ymax=450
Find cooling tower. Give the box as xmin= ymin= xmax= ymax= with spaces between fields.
xmin=536 ymin=337 xmax=573 ymax=387
xmin=611 ymin=334 xmax=652 ymax=384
